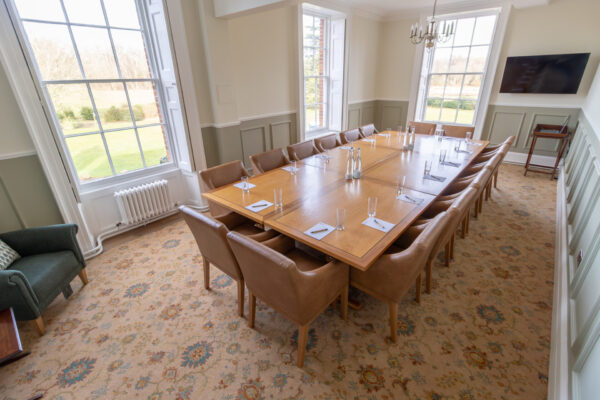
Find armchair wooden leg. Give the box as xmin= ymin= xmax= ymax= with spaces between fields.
xmin=237 ymin=280 xmax=245 ymax=318
xmin=426 ymin=259 xmax=432 ymax=294
xmin=415 ymin=273 xmax=422 ymax=304
xmin=389 ymin=302 xmax=398 ymax=343
xmin=473 ymin=203 xmax=478 ymax=219
xmin=248 ymin=291 xmax=256 ymax=328
xmin=450 ymin=233 xmax=455 ymax=261
xmin=340 ymin=285 xmax=348 ymax=321
xmin=33 ymin=316 xmax=45 ymax=336
xmin=78 ymin=269 xmax=89 ymax=285
xmin=461 ymin=215 xmax=468 ymax=238
xmin=297 ymin=324 xmax=309 ymax=367
xmin=478 ymin=194 xmax=483 ymax=214
xmin=202 ymin=256 xmax=210 ymax=290
xmin=494 ymin=170 xmax=498 ymax=188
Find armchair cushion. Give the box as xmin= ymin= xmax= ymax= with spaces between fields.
xmin=0 ymin=239 xmax=20 ymax=270
xmin=10 ymin=251 xmax=82 ymax=312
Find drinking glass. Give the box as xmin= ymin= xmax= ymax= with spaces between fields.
xmin=368 ymin=197 xmax=378 ymax=218
xmin=336 ymin=208 xmax=346 ymax=231
xmin=397 ymin=176 xmax=406 ymax=196
xmin=273 ymin=188 xmax=283 ymax=208
xmin=436 ymin=129 xmax=444 ymax=142
xmin=386 ymin=127 xmax=391 ymax=133
xmin=424 ymin=160 xmax=432 ymax=176
xmin=241 ymin=176 xmax=250 ymax=193
xmin=290 ymin=160 xmax=297 ymax=175
xmin=466 ymin=131 xmax=473 ymax=144
xmin=454 ymin=140 xmax=462 ymax=152
xmin=439 ymin=149 xmax=447 ymax=164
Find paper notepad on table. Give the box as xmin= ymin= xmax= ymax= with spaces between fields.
xmin=377 ymin=133 xmax=391 ymax=138
xmin=304 ymin=222 xmax=335 ymax=240
xmin=362 ymin=217 xmax=395 ymax=233
xmin=234 ymin=182 xmax=256 ymax=190
xmin=397 ymin=193 xmax=424 ymax=205
xmin=361 ymin=138 xmax=376 ymax=143
xmin=282 ymin=166 xmax=299 ymax=173
xmin=424 ymin=174 xmax=447 ymax=182
xmin=245 ymin=200 xmax=272 ymax=212
xmin=339 ymin=145 xmax=352 ymax=150
xmin=441 ymin=161 xmax=461 ymax=167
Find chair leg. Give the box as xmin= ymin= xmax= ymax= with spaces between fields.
xmin=297 ymin=324 xmax=309 ymax=367
xmin=450 ymin=233 xmax=455 ymax=260
xmin=202 ymin=256 xmax=210 ymax=290
xmin=78 ymin=269 xmax=89 ymax=285
xmin=466 ymin=213 xmax=470 ymax=234
xmin=340 ymin=285 xmax=348 ymax=321
xmin=478 ymin=194 xmax=483 ymax=214
xmin=473 ymin=202 xmax=478 ymax=219
xmin=34 ymin=316 xmax=45 ymax=336
xmin=248 ymin=291 xmax=256 ymax=328
xmin=237 ymin=280 xmax=245 ymax=318
xmin=426 ymin=259 xmax=432 ymax=294
xmin=494 ymin=169 xmax=498 ymax=188
xmin=415 ymin=273 xmax=422 ymax=304
xmin=445 ymin=241 xmax=451 ymax=267
xmin=389 ymin=302 xmax=398 ymax=343
xmin=461 ymin=215 xmax=467 ymax=238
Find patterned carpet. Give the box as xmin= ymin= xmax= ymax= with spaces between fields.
xmin=0 ymin=164 xmax=556 ymax=400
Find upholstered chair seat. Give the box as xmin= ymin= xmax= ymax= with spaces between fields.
xmin=314 ymin=134 xmax=341 ymax=152
xmin=287 ymin=140 xmax=319 ymax=161
xmin=199 ymin=160 xmax=250 ymax=218
xmin=340 ymin=128 xmax=361 ymax=144
xmin=180 ymin=206 xmax=276 ymax=318
xmin=250 ymin=148 xmax=289 ymax=175
xmin=226 ymin=233 xmax=348 ymax=367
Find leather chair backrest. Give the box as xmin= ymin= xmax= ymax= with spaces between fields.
xmin=359 ymin=124 xmax=377 ymax=138
xmin=287 ymin=140 xmax=318 ymax=161
xmin=340 ymin=128 xmax=361 ymax=144
xmin=199 ymin=160 xmax=249 ymax=217
xmin=180 ymin=206 xmax=242 ymax=281
xmin=249 ymin=148 xmax=289 ymax=174
xmin=409 ymin=121 xmax=436 ymax=135
xmin=441 ymin=124 xmax=475 ymax=138
xmin=314 ymin=134 xmax=340 ymax=152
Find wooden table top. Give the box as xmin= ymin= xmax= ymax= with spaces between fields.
xmin=203 ymin=132 xmax=488 ymax=270
xmin=0 ymin=308 xmax=22 ymax=366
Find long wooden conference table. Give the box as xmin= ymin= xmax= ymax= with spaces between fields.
xmin=203 ymin=132 xmax=488 ymax=271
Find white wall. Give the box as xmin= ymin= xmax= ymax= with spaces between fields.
xmin=0 ymin=63 xmax=35 ymax=157
xmin=347 ymin=15 xmax=381 ymax=103
xmin=490 ymin=0 xmax=600 ymax=107
xmin=583 ymin=66 xmax=600 ymax=135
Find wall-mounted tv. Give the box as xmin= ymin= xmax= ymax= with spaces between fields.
xmin=499 ymin=53 xmax=590 ymax=94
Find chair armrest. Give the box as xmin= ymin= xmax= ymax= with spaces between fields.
xmin=261 ymin=235 xmax=295 ymax=254
xmin=298 ymin=260 xmax=348 ymax=301
xmin=0 ymin=224 xmax=85 ymax=265
xmin=0 ymin=270 xmax=40 ymax=320
xmin=215 ymin=212 xmax=250 ymax=230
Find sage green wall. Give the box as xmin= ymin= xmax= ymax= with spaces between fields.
xmin=481 ymin=105 xmax=581 ymax=153
xmin=0 ymin=155 xmax=63 ymax=232
xmin=348 ymin=100 xmax=409 ymax=132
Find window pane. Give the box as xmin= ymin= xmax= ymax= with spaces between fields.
xmin=449 ymin=47 xmax=469 ymax=73
xmin=472 ymin=15 xmax=496 ymax=45
xmin=47 ymin=84 xmax=99 ymax=135
xmin=305 ymin=106 xmax=316 ymax=131
xmin=436 ymin=20 xmax=456 ymax=47
xmin=127 ymin=82 xmax=162 ymax=125
xmin=440 ymin=100 xmax=458 ymax=122
xmin=105 ymin=130 xmax=143 ymax=173
xmin=303 ymin=15 xmax=316 ymax=47
xmin=303 ymin=47 xmax=315 ymax=76
xmin=89 ymin=82 xmax=131 ymax=128
xmin=432 ymin=48 xmax=451 ymax=73
xmin=466 ymin=46 xmax=489 ymax=72
xmin=457 ymin=101 xmax=476 ymax=124
xmin=103 ymin=0 xmax=140 ymax=29
xmin=444 ymin=74 xmax=464 ymax=99
xmin=22 ymin=22 xmax=81 ymax=81
xmin=63 ymin=0 xmax=105 ymax=25
xmin=453 ymin=17 xmax=475 ymax=46
xmin=305 ymin=78 xmax=316 ymax=105
xmin=14 ymin=0 xmax=65 ymax=22
xmin=138 ymin=126 xmax=170 ymax=167
xmin=427 ymin=75 xmax=445 ymax=98
xmin=112 ymin=30 xmax=151 ymax=78
xmin=462 ymin=75 xmax=482 ymax=99
xmin=65 ymin=134 xmax=112 ymax=181
xmin=425 ymin=99 xmax=441 ymax=122
xmin=71 ymin=26 xmax=119 ymax=79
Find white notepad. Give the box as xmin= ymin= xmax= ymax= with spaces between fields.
xmin=304 ymin=222 xmax=335 ymax=240
xmin=362 ymin=217 xmax=394 ymax=233
xmin=397 ymin=193 xmax=424 ymax=205
xmin=234 ymin=182 xmax=256 ymax=190
xmin=339 ymin=145 xmax=352 ymax=150
xmin=361 ymin=138 xmax=376 ymax=143
xmin=282 ymin=166 xmax=299 ymax=173
xmin=245 ymin=200 xmax=273 ymax=212
xmin=377 ymin=133 xmax=391 ymax=138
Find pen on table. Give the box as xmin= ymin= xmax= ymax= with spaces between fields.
xmin=252 ymin=203 xmax=267 ymax=208
xmin=310 ymin=228 xmax=328 ymax=234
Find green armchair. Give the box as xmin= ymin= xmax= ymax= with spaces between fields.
xmin=0 ymin=224 xmax=87 ymax=335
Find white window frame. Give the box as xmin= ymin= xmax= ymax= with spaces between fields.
xmin=6 ymin=0 xmax=179 ymax=192
xmin=408 ymin=5 xmax=510 ymax=139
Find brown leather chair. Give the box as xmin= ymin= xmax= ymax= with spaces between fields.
xmin=226 ymin=232 xmax=348 ymax=367
xmin=249 ymin=148 xmax=289 ymax=175
xmin=199 ymin=160 xmax=249 ymax=217
xmin=350 ymin=212 xmax=449 ymax=342
xmin=287 ymin=140 xmax=319 ymax=161
xmin=179 ymin=206 xmax=276 ymax=317
xmin=340 ymin=128 xmax=361 ymax=144
xmin=441 ymin=124 xmax=475 ymax=138
xmin=314 ymin=134 xmax=341 ymax=152
xmin=359 ymin=123 xmax=378 ymax=138
xmin=408 ymin=121 xmax=436 ymax=135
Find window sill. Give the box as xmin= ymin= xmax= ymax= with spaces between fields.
xmin=305 ymin=129 xmax=338 ymax=140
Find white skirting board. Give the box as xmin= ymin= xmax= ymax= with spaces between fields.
xmin=503 ymin=151 xmax=557 ymax=167
xmin=547 ymin=168 xmax=570 ymax=400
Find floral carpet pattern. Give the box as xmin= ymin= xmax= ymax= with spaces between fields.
xmin=0 ymin=164 xmax=556 ymax=400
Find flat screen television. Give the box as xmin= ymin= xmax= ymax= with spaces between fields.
xmin=499 ymin=53 xmax=590 ymax=94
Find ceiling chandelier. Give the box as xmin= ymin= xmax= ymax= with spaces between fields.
xmin=409 ymin=0 xmax=455 ymax=48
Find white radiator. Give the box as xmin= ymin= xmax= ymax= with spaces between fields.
xmin=114 ymin=180 xmax=172 ymax=225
